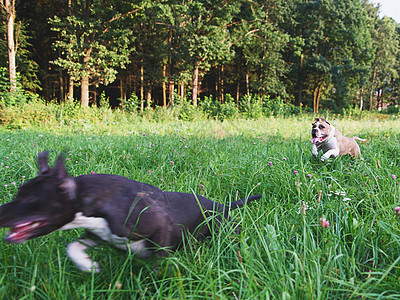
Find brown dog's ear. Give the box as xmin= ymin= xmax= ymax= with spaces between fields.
xmin=53 ymin=154 xmax=77 ymax=200
xmin=320 ymin=118 xmax=330 ymax=125
xmin=38 ymin=151 xmax=50 ymax=175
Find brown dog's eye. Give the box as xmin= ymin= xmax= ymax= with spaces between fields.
xmin=319 ymin=125 xmax=325 ymax=129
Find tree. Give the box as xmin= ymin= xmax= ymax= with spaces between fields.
xmin=282 ymin=0 xmax=375 ymax=113
xmin=0 ymin=0 xmax=40 ymax=97
xmin=231 ymin=0 xmax=289 ymax=102
xmin=2 ymin=0 xmax=16 ymax=92
xmin=50 ymin=0 xmax=141 ymax=106
xmin=368 ymin=16 xmax=399 ymax=110
xmin=159 ymin=0 xmax=239 ymax=106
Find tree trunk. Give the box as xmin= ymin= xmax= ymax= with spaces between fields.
xmin=316 ymin=84 xmax=322 ymax=113
xmin=246 ymin=70 xmax=250 ymax=97
xmin=313 ymin=82 xmax=322 ymax=114
xmin=376 ymin=88 xmax=383 ymax=111
xmin=120 ymin=77 xmax=125 ymax=101
xmin=162 ymin=64 xmax=167 ymax=107
xmin=169 ymin=80 xmax=175 ymax=105
xmin=81 ymin=75 xmax=89 ymax=106
xmin=296 ymin=54 xmax=304 ymax=106
xmin=359 ymin=86 xmax=364 ymax=111
xmin=140 ymin=63 xmax=144 ymax=112
xmin=236 ymin=79 xmax=240 ymax=107
xmin=68 ymin=76 xmax=74 ymax=104
xmin=146 ymin=85 xmax=152 ymax=109
xmin=313 ymin=85 xmax=318 ymax=114
xmin=192 ymin=64 xmax=199 ymax=106
xmin=220 ymin=65 xmax=224 ymax=103
xmin=80 ymin=50 xmax=91 ymax=106
xmin=59 ymin=70 xmax=64 ymax=103
xmin=215 ymin=66 xmax=219 ymax=103
xmin=180 ymin=82 xmax=184 ymax=102
xmin=5 ymin=0 xmax=17 ymax=93
xmin=369 ymin=67 xmax=377 ymax=110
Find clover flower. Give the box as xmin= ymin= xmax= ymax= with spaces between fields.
xmin=320 ymin=215 xmax=330 ymax=228
xmin=395 ymin=207 xmax=400 ymax=217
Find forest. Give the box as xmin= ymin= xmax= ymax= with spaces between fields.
xmin=1 ymin=0 xmax=399 ymax=114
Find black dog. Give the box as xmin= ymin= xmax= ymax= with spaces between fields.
xmin=0 ymin=152 xmax=261 ymax=272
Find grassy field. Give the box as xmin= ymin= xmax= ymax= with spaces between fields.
xmin=0 ymin=115 xmax=400 ymax=299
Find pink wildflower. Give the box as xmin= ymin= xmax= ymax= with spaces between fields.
xmin=395 ymin=207 xmax=400 ymax=217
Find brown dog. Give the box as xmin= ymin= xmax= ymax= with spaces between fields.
xmin=311 ymin=118 xmax=366 ymax=161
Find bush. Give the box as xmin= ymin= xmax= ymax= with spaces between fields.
xmin=175 ymin=96 xmax=205 ymax=121
xmin=219 ymin=94 xmax=239 ymax=120
xmin=0 ymin=67 xmax=39 ymax=107
xmin=239 ymin=94 xmax=264 ymax=119
xmin=201 ymin=95 xmax=220 ymax=119
xmin=382 ymin=104 xmax=400 ymax=115
xmin=120 ymin=93 xmax=140 ymax=113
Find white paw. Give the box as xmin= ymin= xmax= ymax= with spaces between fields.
xmin=76 ymin=260 xmax=101 ymax=273
xmin=66 ymin=239 xmax=100 ymax=273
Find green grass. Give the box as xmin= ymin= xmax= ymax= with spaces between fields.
xmin=0 ymin=116 xmax=400 ymax=299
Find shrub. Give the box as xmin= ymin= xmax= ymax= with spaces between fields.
xmin=382 ymin=104 xmax=400 ymax=115
xmin=120 ymin=93 xmax=140 ymax=113
xmin=219 ymin=94 xmax=239 ymax=120
xmin=201 ymin=95 xmax=220 ymax=119
xmin=239 ymin=94 xmax=264 ymax=119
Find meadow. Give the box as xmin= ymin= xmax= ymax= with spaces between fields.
xmin=0 ymin=114 xmax=400 ymax=299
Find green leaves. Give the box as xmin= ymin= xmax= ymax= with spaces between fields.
xmin=50 ymin=0 xmax=139 ymax=90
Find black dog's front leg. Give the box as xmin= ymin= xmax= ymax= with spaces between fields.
xmin=66 ymin=238 xmax=99 ymax=272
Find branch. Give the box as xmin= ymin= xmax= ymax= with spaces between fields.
xmin=105 ymin=7 xmax=143 ymax=26
xmin=101 ymin=7 xmax=143 ymax=35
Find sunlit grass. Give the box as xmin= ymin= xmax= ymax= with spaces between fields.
xmin=0 ymin=116 xmax=399 ymax=298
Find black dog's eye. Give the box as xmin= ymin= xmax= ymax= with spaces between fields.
xmin=22 ymin=196 xmax=36 ymax=203
xmin=319 ymin=125 xmax=325 ymax=129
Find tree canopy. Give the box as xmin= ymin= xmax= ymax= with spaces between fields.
xmin=1 ymin=0 xmax=399 ymax=112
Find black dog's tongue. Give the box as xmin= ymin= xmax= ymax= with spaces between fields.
xmin=4 ymin=221 xmax=43 ymax=244
xmin=5 ymin=228 xmax=29 ymax=243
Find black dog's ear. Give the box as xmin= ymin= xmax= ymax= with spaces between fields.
xmin=38 ymin=151 xmax=50 ymax=175
xmin=314 ymin=118 xmax=319 ymax=122
xmin=53 ymin=154 xmax=77 ymax=200
xmin=54 ymin=154 xmax=67 ymax=181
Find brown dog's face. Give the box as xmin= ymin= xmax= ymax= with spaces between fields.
xmin=311 ymin=118 xmax=332 ymax=144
